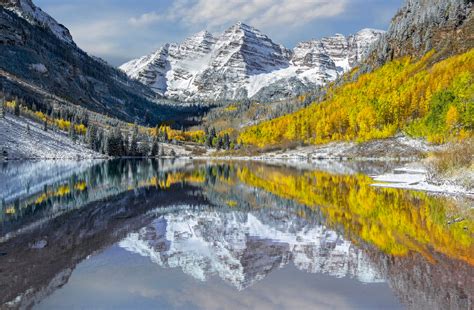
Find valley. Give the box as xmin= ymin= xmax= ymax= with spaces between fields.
xmin=0 ymin=1 xmax=473 ymax=307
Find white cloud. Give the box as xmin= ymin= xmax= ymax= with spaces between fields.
xmin=68 ymin=19 xmax=123 ymax=55
xmin=129 ymin=0 xmax=347 ymax=30
xmin=129 ymin=11 xmax=162 ymax=27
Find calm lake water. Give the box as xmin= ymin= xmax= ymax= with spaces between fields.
xmin=0 ymin=159 xmax=472 ymax=309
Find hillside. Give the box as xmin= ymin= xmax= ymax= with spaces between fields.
xmin=0 ymin=0 xmax=203 ymax=126
xmin=0 ymin=113 xmax=101 ymax=159
xmin=238 ymin=49 xmax=473 ymax=147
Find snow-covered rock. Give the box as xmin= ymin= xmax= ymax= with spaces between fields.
xmin=1 ymin=0 xmax=74 ymax=44
xmin=120 ymin=23 xmax=384 ymax=102
xmin=29 ymin=63 xmax=47 ymax=74
xmin=120 ymin=208 xmax=384 ymax=289
xmin=369 ymin=0 xmax=472 ymax=64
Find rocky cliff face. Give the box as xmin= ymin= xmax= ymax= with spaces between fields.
xmin=121 ymin=23 xmax=384 ymax=103
xmin=370 ymin=0 xmax=473 ymax=64
xmin=119 ymin=209 xmax=383 ymax=290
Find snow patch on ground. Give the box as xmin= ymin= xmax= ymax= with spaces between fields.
xmin=372 ymin=164 xmax=473 ymax=196
xmin=215 ymin=135 xmax=437 ymax=162
xmin=0 ymin=114 xmax=102 ymax=159
xmin=29 ymin=63 xmax=48 ymax=74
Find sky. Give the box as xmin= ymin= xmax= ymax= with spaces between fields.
xmin=35 ymin=0 xmax=404 ymax=66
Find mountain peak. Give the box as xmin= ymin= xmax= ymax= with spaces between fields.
xmin=189 ymin=30 xmax=214 ymax=40
xmin=228 ymin=21 xmax=259 ymax=33
xmin=1 ymin=0 xmax=74 ymax=44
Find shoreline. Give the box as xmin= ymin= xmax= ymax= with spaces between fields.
xmin=2 ymin=155 xmax=473 ymax=198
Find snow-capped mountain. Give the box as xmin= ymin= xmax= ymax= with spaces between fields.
xmin=1 ymin=0 xmax=74 ymax=44
xmin=119 ymin=208 xmax=383 ymax=290
xmin=120 ymin=23 xmax=384 ymax=102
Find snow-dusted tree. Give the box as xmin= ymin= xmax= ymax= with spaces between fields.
xmin=0 ymin=97 xmax=5 ymax=119
xmin=129 ymin=123 xmax=139 ymax=156
xmin=106 ymin=126 xmax=124 ymax=156
xmin=150 ymin=139 xmax=159 ymax=157
xmin=139 ymin=139 xmax=150 ymax=157
xmin=86 ymin=124 xmax=98 ymax=151
xmin=26 ymin=124 xmax=30 ymax=135
xmin=69 ymin=121 xmax=77 ymax=143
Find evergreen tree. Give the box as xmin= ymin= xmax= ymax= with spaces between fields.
xmin=69 ymin=122 xmax=77 ymax=143
xmin=86 ymin=124 xmax=98 ymax=151
xmin=216 ymin=136 xmax=224 ymax=150
xmin=210 ymin=127 xmax=216 ymax=139
xmin=223 ymin=133 xmax=230 ymax=150
xmin=129 ymin=124 xmax=139 ymax=156
xmin=205 ymin=135 xmax=213 ymax=148
xmin=1 ymin=148 xmax=8 ymax=160
xmin=98 ymin=129 xmax=106 ymax=154
xmin=150 ymin=139 xmax=159 ymax=157
xmin=43 ymin=119 xmax=48 ymax=132
xmin=26 ymin=124 xmax=30 ymax=135
xmin=0 ymin=97 xmax=5 ymax=119
xmin=139 ymin=139 xmax=150 ymax=157
xmin=159 ymin=146 xmax=165 ymax=157
xmin=170 ymin=149 xmax=176 ymax=157
xmin=106 ymin=127 xmax=124 ymax=156
xmin=14 ymin=101 xmax=20 ymax=116
xmin=205 ymin=127 xmax=217 ymax=148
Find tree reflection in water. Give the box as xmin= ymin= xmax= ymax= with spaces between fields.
xmin=0 ymin=159 xmax=472 ymax=309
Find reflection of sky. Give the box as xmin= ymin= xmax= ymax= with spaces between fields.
xmin=37 ymin=245 xmax=402 ymax=310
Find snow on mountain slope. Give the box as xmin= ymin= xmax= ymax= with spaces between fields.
xmin=0 ymin=114 xmax=101 ymax=159
xmin=120 ymin=208 xmax=383 ymax=290
xmin=0 ymin=0 xmax=74 ymax=44
xmin=120 ymin=23 xmax=384 ymax=102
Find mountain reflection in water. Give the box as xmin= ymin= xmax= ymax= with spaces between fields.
xmin=0 ymin=159 xmax=472 ymax=309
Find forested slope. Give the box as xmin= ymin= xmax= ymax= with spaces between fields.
xmin=0 ymin=3 xmax=204 ymax=126
xmin=239 ymin=50 xmax=473 ymax=147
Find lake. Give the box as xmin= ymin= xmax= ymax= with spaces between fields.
xmin=0 ymin=159 xmax=472 ymax=309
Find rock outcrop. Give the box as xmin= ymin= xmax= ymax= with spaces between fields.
xmin=370 ymin=0 xmax=473 ymax=64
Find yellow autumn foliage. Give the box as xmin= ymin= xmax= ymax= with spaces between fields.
xmin=235 ymin=165 xmax=473 ymax=264
xmin=239 ymin=50 xmax=474 ymax=147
